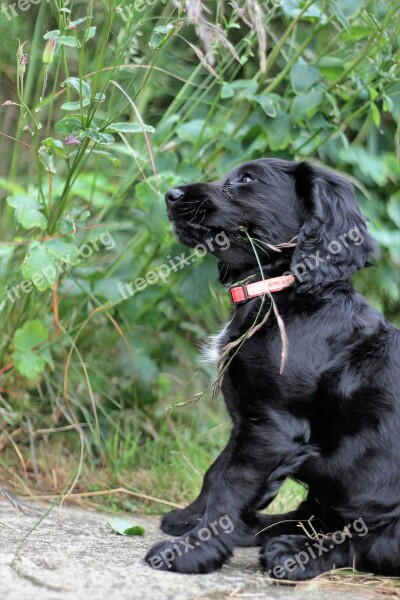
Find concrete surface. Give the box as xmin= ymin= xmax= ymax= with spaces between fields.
xmin=0 ymin=499 xmax=377 ymax=599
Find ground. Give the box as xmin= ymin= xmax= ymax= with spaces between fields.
xmin=0 ymin=500 xmax=380 ymax=599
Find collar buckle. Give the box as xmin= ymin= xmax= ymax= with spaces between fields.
xmin=228 ymin=284 xmax=249 ymax=304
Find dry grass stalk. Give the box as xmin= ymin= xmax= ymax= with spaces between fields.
xmin=182 ymin=1 xmax=241 ymax=66
xmin=231 ymin=0 xmax=267 ymax=71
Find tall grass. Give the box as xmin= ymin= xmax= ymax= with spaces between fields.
xmin=0 ymin=0 xmax=398 ymax=508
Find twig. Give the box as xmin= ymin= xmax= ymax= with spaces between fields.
xmin=0 ymin=223 xmax=119 ymax=246
xmin=20 ymin=487 xmax=183 ymax=509
xmin=52 ymin=282 xmax=61 ymax=335
xmin=0 ymin=361 xmax=14 ymax=376
xmin=0 ymin=427 xmax=25 ymax=453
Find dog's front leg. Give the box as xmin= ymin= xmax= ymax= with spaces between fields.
xmin=161 ymin=426 xmax=239 ymax=536
xmin=146 ymin=420 xmax=315 ymax=573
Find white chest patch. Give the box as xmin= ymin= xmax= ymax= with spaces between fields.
xmin=200 ymin=322 xmax=230 ymax=365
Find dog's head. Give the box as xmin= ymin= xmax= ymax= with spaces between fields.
xmin=165 ymin=158 xmax=378 ymax=293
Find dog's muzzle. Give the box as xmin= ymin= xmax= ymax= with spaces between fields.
xmin=165 ymin=188 xmax=184 ymax=205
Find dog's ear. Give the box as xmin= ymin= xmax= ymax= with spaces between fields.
xmin=291 ymin=162 xmax=379 ymax=294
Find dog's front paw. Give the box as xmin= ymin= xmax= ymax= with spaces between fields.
xmin=145 ymin=533 xmax=231 ymax=574
xmin=161 ymin=507 xmax=202 ymax=536
xmin=260 ymin=535 xmax=316 ymax=581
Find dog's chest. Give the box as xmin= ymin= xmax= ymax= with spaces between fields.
xmin=201 ymin=322 xmax=231 ymax=365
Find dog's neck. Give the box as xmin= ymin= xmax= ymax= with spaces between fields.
xmin=219 ymin=252 xmax=353 ymax=312
xmin=218 ymin=252 xmax=293 ymax=288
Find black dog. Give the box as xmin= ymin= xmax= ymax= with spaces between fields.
xmin=145 ymin=159 xmax=400 ymax=579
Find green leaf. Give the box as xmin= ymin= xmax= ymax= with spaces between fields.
xmin=369 ymin=87 xmax=378 ymax=102
xmin=371 ymin=102 xmax=381 ymax=127
xmin=176 ymin=161 xmax=202 ymax=182
xmin=134 ymin=180 xmax=158 ymax=210
xmin=229 ymin=79 xmax=258 ymax=98
xmin=57 ymin=36 xmax=80 ymax=48
xmin=332 ymin=4 xmax=350 ymax=31
xmin=149 ymin=23 xmax=174 ymax=50
xmin=124 ymin=525 xmax=145 ymax=535
xmin=290 ymin=58 xmax=321 ymax=95
xmin=318 ymin=57 xmax=344 ymax=81
xmin=370 ymin=228 xmax=400 ymax=256
xmin=343 ymin=24 xmax=370 ymax=41
xmin=97 ymin=133 xmax=116 ymax=145
xmin=333 ymin=0 xmax=363 ymax=18
xmin=85 ymin=27 xmax=96 ymax=41
xmin=332 ymin=0 xmax=363 ymax=31
xmin=252 ymin=94 xmax=279 ymax=117
xmin=221 ymin=82 xmax=234 ymax=99
xmin=387 ymin=194 xmax=400 ymax=228
xmin=383 ymin=153 xmax=400 ymax=179
xmin=290 ymin=89 xmax=323 ymax=121
xmin=61 ymin=99 xmax=90 ymax=111
xmin=155 ymin=152 xmax=179 ymax=173
xmin=14 ymin=319 xmax=48 ymax=351
xmin=281 ymin=0 xmax=302 ymax=16
xmin=13 ymin=351 xmax=46 ymax=379
xmin=43 ymin=30 xmax=60 ymax=40
xmin=176 ymin=119 xmax=213 ymax=143
xmin=12 ymin=324 xmax=48 ymax=379
xmin=265 ymin=110 xmax=291 ymax=151
xmin=383 ymin=95 xmax=394 ymax=114
xmin=19 ymin=208 xmax=47 ymax=230
xmin=55 ymin=116 xmax=83 ymax=136
xmin=84 ymin=128 xmax=102 ymax=142
xmin=69 ymin=16 xmax=90 ymax=27
xmin=41 ymin=137 xmax=69 ymax=159
xmin=62 ymin=77 xmax=91 ymax=100
xmin=153 ymin=114 xmax=179 ymax=141
xmin=281 ymin=0 xmax=324 ymax=20
xmin=7 ymin=194 xmax=47 ymax=230
xmin=21 ymin=243 xmax=57 ymax=291
xmin=386 ymin=82 xmax=400 ymax=121
xmin=339 ymin=146 xmax=389 ymax=186
xmin=82 ymin=128 xmax=116 ymax=145
xmin=109 ymin=517 xmax=145 ymax=536
xmin=44 ymin=239 xmax=79 ymax=263
xmin=331 ymin=0 xmax=363 ymax=31
xmin=307 ymin=112 xmax=331 ymax=133
xmin=105 ymin=122 xmax=155 ymax=134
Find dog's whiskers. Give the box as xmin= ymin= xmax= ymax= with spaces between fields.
xmin=188 ymin=199 xmax=207 ymax=225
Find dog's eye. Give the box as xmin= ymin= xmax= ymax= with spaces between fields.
xmin=239 ymin=173 xmax=253 ymax=184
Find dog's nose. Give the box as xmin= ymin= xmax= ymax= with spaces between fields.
xmin=165 ymin=188 xmax=184 ymax=204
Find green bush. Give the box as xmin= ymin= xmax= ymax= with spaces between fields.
xmin=0 ymin=0 xmax=398 ymax=498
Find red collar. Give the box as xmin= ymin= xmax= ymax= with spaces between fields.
xmin=229 ymin=274 xmax=295 ymax=304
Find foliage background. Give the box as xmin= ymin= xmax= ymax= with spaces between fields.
xmin=0 ymin=0 xmax=399 ymax=511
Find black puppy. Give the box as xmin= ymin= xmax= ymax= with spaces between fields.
xmin=145 ymin=159 xmax=400 ymax=579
